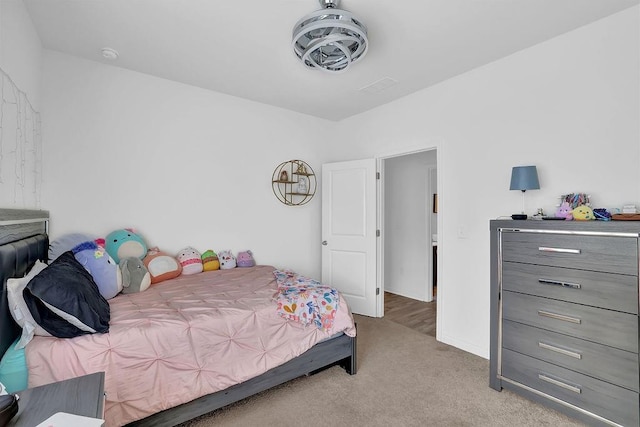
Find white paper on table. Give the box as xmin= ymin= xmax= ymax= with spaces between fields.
xmin=36 ymin=412 xmax=104 ymax=427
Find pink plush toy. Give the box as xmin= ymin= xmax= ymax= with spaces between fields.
xmin=236 ymin=250 xmax=255 ymax=268
xmin=555 ymin=201 xmax=573 ymax=220
xmin=177 ymin=247 xmax=203 ymax=275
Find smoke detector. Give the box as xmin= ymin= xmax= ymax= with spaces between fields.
xmin=101 ymin=47 xmax=119 ymax=60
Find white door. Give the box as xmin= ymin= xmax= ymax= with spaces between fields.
xmin=322 ymin=159 xmax=378 ymax=317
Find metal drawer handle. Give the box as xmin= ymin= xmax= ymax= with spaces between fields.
xmin=538 ymin=246 xmax=581 ymax=254
xmin=538 ymin=278 xmax=581 ymax=289
xmin=537 ymin=310 xmax=581 ymax=324
xmin=538 ymin=373 xmax=582 ymax=394
xmin=538 ymin=342 xmax=582 ymax=359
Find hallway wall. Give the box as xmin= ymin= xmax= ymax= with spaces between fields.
xmin=384 ymin=150 xmax=437 ymax=301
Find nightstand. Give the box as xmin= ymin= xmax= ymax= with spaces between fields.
xmin=8 ymin=372 xmax=105 ymax=426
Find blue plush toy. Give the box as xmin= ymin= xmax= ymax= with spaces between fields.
xmin=105 ymin=229 xmax=148 ymax=264
xmin=49 ymin=233 xmax=95 ymax=261
xmin=72 ymin=241 xmax=123 ymax=299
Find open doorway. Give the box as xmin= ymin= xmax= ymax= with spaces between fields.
xmin=380 ymin=148 xmax=438 ymax=337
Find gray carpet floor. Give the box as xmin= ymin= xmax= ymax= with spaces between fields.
xmin=179 ymin=315 xmax=586 ymax=426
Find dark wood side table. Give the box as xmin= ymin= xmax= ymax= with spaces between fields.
xmin=8 ymin=372 xmax=105 ymax=426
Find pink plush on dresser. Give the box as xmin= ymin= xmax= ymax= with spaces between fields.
xmin=25 ymin=266 xmax=356 ymax=426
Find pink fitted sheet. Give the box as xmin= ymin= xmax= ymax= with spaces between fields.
xmin=26 ymin=266 xmax=356 ymax=426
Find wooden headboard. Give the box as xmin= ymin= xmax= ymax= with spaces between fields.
xmin=0 ymin=209 xmax=49 ymax=358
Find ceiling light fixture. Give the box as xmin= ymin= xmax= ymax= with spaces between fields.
xmin=101 ymin=47 xmax=119 ymax=60
xmin=292 ymin=0 xmax=368 ymax=73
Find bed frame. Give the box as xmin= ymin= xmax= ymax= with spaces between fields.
xmin=0 ymin=209 xmax=357 ymax=427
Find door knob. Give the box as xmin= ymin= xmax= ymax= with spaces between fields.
xmin=322 ymin=241 xmax=328 ymax=246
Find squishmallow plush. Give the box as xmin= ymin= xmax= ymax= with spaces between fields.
xmin=49 ymin=233 xmax=95 ymax=262
xmin=572 ymin=205 xmax=595 ymax=221
xmin=236 ymin=250 xmax=255 ymax=268
xmin=218 ymin=250 xmax=236 ymax=269
xmin=143 ymin=247 xmax=182 ymax=284
xmin=201 ymin=250 xmax=220 ymax=271
xmin=177 ymin=247 xmax=203 ymax=275
xmin=105 ymin=229 xmax=148 ymax=264
xmin=593 ymin=208 xmax=612 ymax=221
xmin=555 ymin=202 xmax=573 ymax=220
xmin=120 ymin=257 xmax=151 ymax=294
xmin=72 ymin=241 xmax=123 ymax=299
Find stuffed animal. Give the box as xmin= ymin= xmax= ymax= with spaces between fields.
xmin=72 ymin=241 xmax=123 ymax=299
xmin=218 ymin=250 xmax=237 ymax=269
xmin=49 ymin=233 xmax=96 ymax=261
xmin=177 ymin=247 xmax=203 ymax=275
xmin=201 ymin=250 xmax=220 ymax=271
xmin=555 ymin=201 xmax=573 ymax=220
xmin=120 ymin=257 xmax=151 ymax=294
xmin=236 ymin=250 xmax=255 ymax=268
xmin=105 ymin=229 xmax=148 ymax=264
xmin=572 ymin=205 xmax=595 ymax=220
xmin=143 ymin=247 xmax=182 ymax=284
xmin=593 ymin=208 xmax=612 ymax=221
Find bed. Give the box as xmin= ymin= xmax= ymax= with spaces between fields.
xmin=0 ymin=209 xmax=357 ymax=427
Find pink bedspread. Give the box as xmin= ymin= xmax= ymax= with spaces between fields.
xmin=26 ymin=266 xmax=356 ymax=426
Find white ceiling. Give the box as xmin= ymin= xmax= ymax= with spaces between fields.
xmin=24 ymin=0 xmax=639 ymax=121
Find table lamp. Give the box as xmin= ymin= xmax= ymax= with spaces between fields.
xmin=509 ymin=165 xmax=540 ymax=220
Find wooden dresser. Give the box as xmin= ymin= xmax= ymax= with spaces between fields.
xmin=490 ymin=220 xmax=639 ymax=427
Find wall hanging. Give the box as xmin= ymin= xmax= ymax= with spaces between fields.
xmin=272 ymin=160 xmax=316 ymax=206
xmin=0 ymin=67 xmax=42 ymax=208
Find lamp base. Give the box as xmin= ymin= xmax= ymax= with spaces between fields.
xmin=511 ymin=214 xmax=528 ymax=220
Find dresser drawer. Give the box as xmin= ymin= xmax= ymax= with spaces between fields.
xmin=503 ymin=320 xmax=639 ymax=392
xmin=502 ymin=349 xmax=639 ymax=427
xmin=501 ymin=231 xmax=638 ymax=275
xmin=503 ymin=291 xmax=638 ymax=353
xmin=503 ymin=261 xmax=638 ymax=314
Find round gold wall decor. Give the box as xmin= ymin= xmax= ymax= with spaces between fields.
xmin=272 ymin=160 xmax=316 ymax=206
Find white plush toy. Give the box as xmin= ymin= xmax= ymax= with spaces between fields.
xmin=176 ymin=247 xmax=203 ymax=275
xmin=218 ymin=250 xmax=237 ymax=269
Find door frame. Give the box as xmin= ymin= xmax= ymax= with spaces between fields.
xmin=376 ymin=144 xmax=442 ymax=336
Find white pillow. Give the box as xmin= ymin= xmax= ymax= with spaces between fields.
xmin=7 ymin=260 xmax=51 ymax=348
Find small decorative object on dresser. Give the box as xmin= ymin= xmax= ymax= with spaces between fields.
xmin=554 ymin=201 xmax=573 ymax=220
xmin=490 ymin=220 xmax=640 ymax=427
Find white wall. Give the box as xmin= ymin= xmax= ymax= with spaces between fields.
xmin=384 ymin=150 xmax=436 ymax=301
xmin=40 ymin=51 xmax=333 ymax=278
xmin=333 ymin=6 xmax=640 ymax=358
xmin=0 ymin=0 xmax=42 ymax=108
xmin=0 ymin=0 xmax=43 ymax=209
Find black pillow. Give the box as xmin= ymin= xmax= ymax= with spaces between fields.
xmin=23 ymin=251 xmax=110 ymax=338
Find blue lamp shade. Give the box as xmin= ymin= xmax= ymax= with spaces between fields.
xmin=510 ymin=166 xmax=540 ymax=191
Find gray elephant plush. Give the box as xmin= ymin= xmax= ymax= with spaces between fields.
xmin=120 ymin=257 xmax=151 ymax=294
